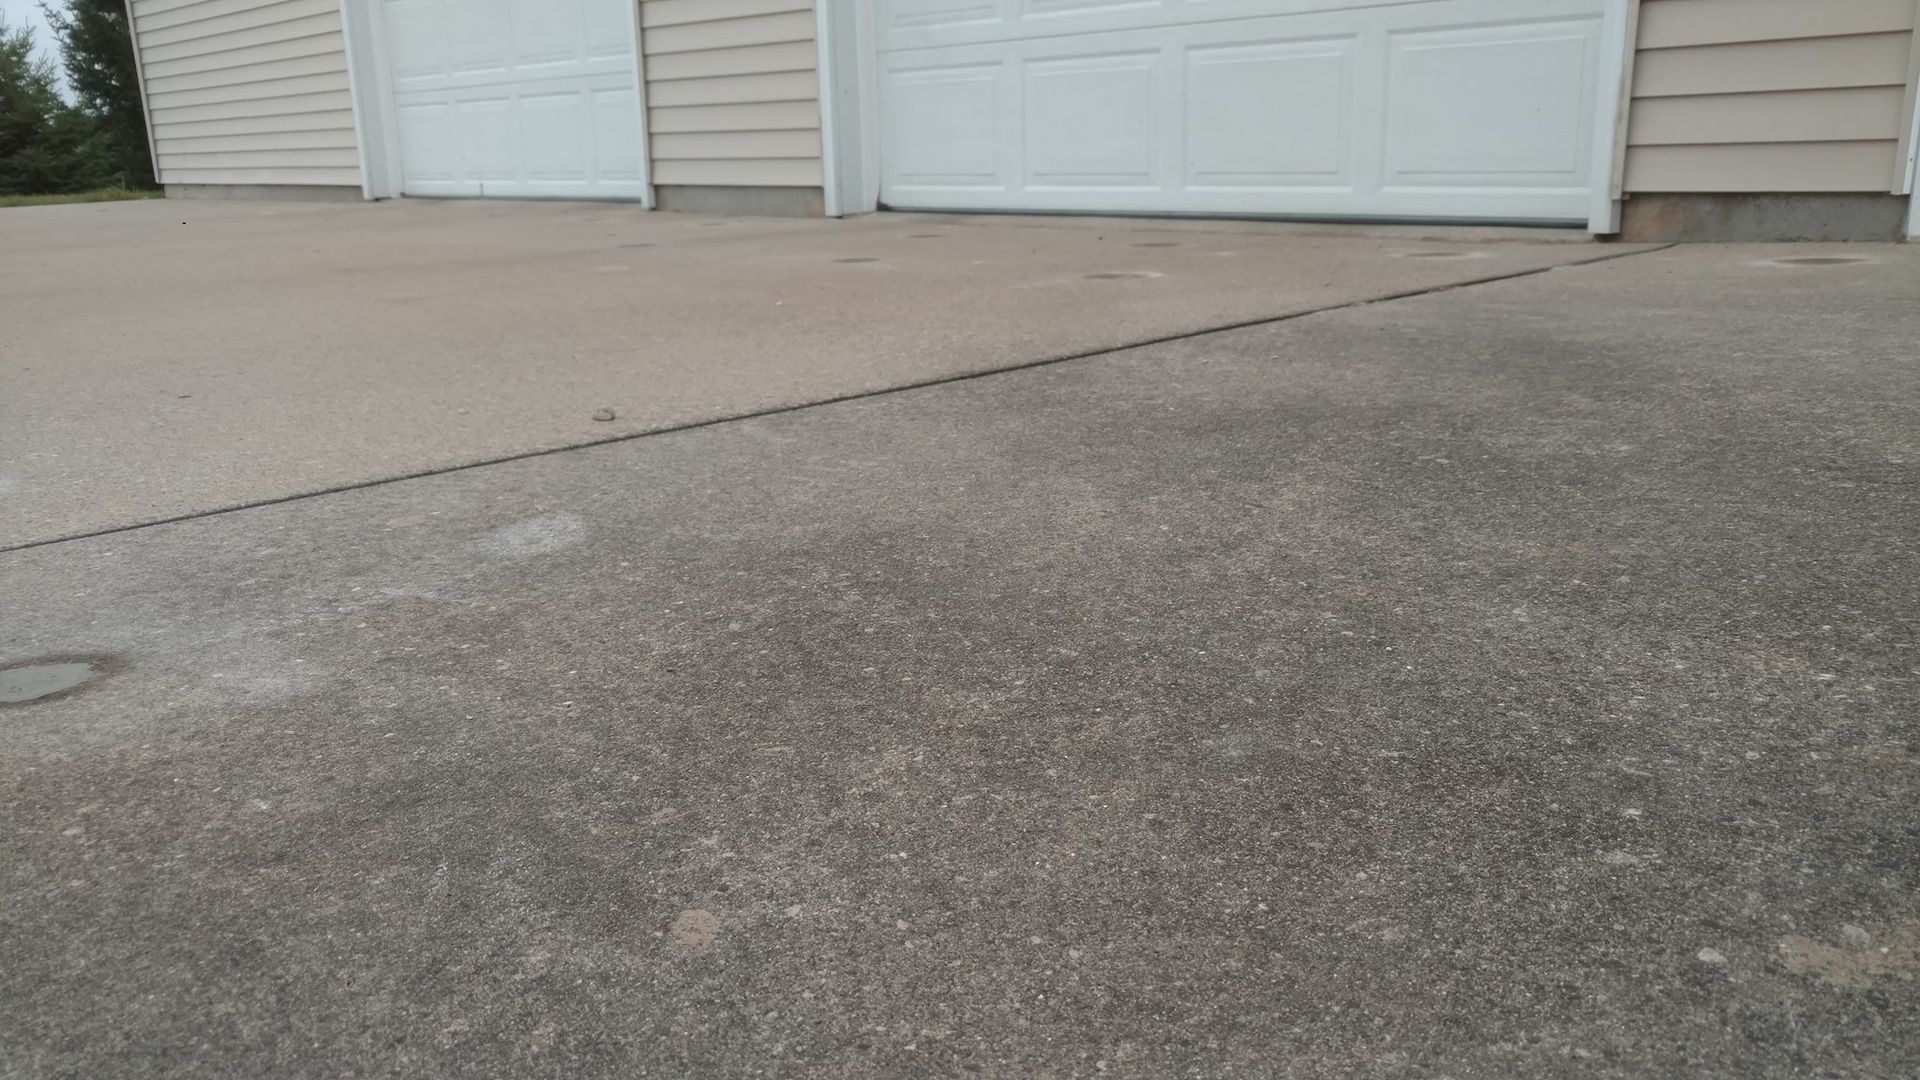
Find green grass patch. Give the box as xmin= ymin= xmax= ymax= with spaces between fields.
xmin=0 ymin=187 xmax=163 ymax=208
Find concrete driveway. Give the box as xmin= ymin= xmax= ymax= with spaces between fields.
xmin=2 ymin=199 xmax=1632 ymax=549
xmin=3 ymin=202 xmax=1918 ymax=1079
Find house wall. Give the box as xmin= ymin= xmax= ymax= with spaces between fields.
xmin=1623 ymin=0 xmax=1919 ymax=193
xmin=130 ymin=0 xmax=362 ymax=189
xmin=638 ymin=0 xmax=826 ymax=214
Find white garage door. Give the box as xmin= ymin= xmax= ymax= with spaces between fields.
xmin=379 ymin=0 xmax=647 ymax=199
xmin=876 ymin=0 xmax=1609 ymax=222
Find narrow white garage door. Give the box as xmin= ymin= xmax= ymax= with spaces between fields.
xmin=380 ymin=0 xmax=646 ymax=199
xmin=876 ymin=0 xmax=1608 ymax=222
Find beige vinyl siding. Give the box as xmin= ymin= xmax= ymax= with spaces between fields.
xmin=640 ymin=0 xmax=824 ymax=188
xmin=131 ymin=0 xmax=361 ymax=188
xmin=1623 ymin=0 xmax=1920 ymax=193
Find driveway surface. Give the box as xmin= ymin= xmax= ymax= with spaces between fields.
xmin=1 ymin=199 xmax=1633 ymax=548
xmin=3 ymin=204 xmax=1918 ymax=1079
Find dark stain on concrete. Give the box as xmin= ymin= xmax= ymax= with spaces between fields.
xmin=0 ymin=653 xmax=120 ymax=707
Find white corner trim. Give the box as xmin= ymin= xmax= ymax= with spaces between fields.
xmin=1587 ymin=0 xmax=1638 ymax=235
xmin=120 ymin=0 xmax=161 ymax=186
xmin=1907 ymin=96 xmax=1920 ymax=234
xmin=1902 ymin=1 xmax=1920 ymax=235
xmin=625 ymin=0 xmax=656 ymax=209
xmin=337 ymin=0 xmax=400 ymax=198
xmin=813 ymin=0 xmax=840 ymax=217
xmin=817 ymin=0 xmax=878 ymax=216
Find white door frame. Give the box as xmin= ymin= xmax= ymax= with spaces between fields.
xmin=334 ymin=0 xmax=655 ymax=205
xmin=1587 ymin=0 xmax=1639 ymax=235
xmin=816 ymin=0 xmax=878 ymax=217
xmin=818 ymin=0 xmax=1637 ymax=231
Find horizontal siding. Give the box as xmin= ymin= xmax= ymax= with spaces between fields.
xmin=153 ymin=106 xmax=356 ymax=140
xmin=1636 ymin=0 xmax=1917 ymax=48
xmin=641 ymin=0 xmax=809 ymax=27
xmin=650 ymin=129 xmax=821 ymax=160
xmin=640 ymin=0 xmax=822 ymax=190
xmin=652 ymin=158 xmax=823 ymax=186
xmin=1632 ymin=32 xmax=1912 ymax=97
xmin=148 ymin=88 xmax=345 ymax=123
xmin=646 ymin=40 xmax=818 ymax=82
xmin=143 ymin=41 xmax=347 ymax=92
xmin=645 ymin=10 xmax=817 ymax=53
xmin=133 ymin=0 xmax=332 ymax=32
xmin=163 ymin=165 xmax=362 ymax=186
xmin=142 ymin=12 xmax=343 ymax=65
xmin=647 ymin=99 xmax=821 ymax=133
xmin=139 ymin=0 xmax=338 ymax=46
xmin=647 ymin=69 xmax=820 ymax=108
xmin=131 ymin=0 xmax=360 ymax=188
xmin=156 ymin=146 xmax=358 ymax=169
xmin=1623 ymin=0 xmax=1918 ymax=193
xmin=1625 ymin=141 xmax=1900 ymax=191
xmin=1628 ymin=87 xmax=1908 ymax=145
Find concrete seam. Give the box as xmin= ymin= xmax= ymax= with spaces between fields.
xmin=0 ymin=243 xmax=1674 ymax=556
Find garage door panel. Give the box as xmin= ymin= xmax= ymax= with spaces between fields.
xmin=1383 ymin=18 xmax=1598 ymax=189
xmin=888 ymin=0 xmax=1004 ymax=33
xmin=456 ymin=97 xmax=517 ymax=181
xmin=584 ymin=0 xmax=638 ymax=60
xmin=878 ymin=0 xmax=1606 ymax=221
xmin=1024 ymin=53 xmax=1159 ymax=188
xmin=395 ymin=101 xmax=459 ymax=183
xmin=383 ymin=0 xmax=446 ymax=85
xmin=883 ymin=64 xmax=1003 ymax=189
xmin=381 ymin=0 xmax=645 ymax=199
xmin=521 ymin=92 xmax=590 ymax=180
xmin=447 ymin=0 xmax=511 ymax=74
xmin=510 ymin=0 xmax=579 ymax=67
xmin=1184 ymin=37 xmax=1354 ymax=189
xmin=592 ymin=89 xmax=646 ymax=182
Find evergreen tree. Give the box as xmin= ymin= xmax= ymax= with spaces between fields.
xmin=0 ymin=15 xmax=69 ymax=194
xmin=42 ymin=0 xmax=152 ymax=188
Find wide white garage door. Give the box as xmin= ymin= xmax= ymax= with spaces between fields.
xmin=379 ymin=0 xmax=646 ymax=199
xmin=876 ymin=0 xmax=1608 ymax=222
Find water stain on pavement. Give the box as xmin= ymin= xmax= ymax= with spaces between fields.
xmin=479 ymin=513 xmax=585 ymax=559
xmin=0 ymin=655 xmax=117 ymax=706
xmin=669 ymin=909 xmax=720 ymax=953
xmin=1779 ymin=919 xmax=1920 ymax=990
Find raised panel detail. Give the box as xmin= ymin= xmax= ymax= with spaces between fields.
xmin=521 ymin=92 xmax=588 ymax=180
xmin=1023 ymin=53 xmax=1157 ymax=187
xmin=881 ymin=0 xmax=1001 ymax=32
xmin=447 ymin=0 xmax=511 ymax=75
xmin=382 ymin=0 xmax=445 ymax=84
xmin=1185 ymin=38 xmax=1352 ymax=188
xmin=511 ymin=0 xmax=578 ymax=67
xmin=396 ymin=102 xmax=457 ymax=181
xmin=883 ymin=64 xmax=1002 ymax=187
xmin=1384 ymin=21 xmax=1598 ymax=187
xmin=592 ymin=88 xmax=644 ymax=181
xmin=456 ymin=98 xmax=517 ymax=181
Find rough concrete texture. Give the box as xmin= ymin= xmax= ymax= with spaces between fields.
xmin=654 ymin=184 xmax=827 ymax=218
xmin=3 ymin=244 xmax=1916 ymax=1078
xmin=1617 ymin=193 xmax=1911 ymax=244
xmin=0 ymin=198 xmax=1625 ymax=548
